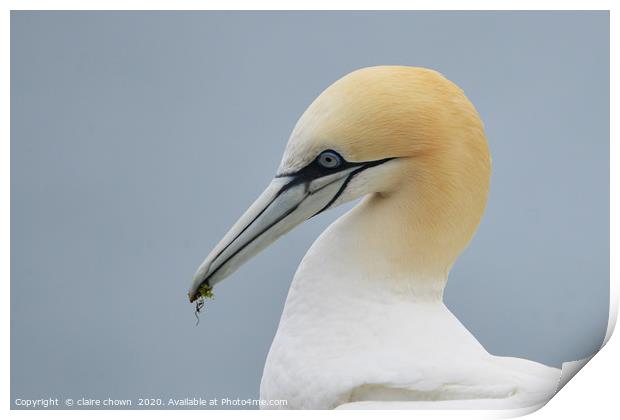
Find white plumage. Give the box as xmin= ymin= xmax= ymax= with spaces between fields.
xmin=190 ymin=66 xmax=562 ymax=410
xmin=261 ymin=204 xmax=560 ymax=409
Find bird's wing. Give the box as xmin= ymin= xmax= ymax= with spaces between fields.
xmin=334 ymin=358 xmax=562 ymax=410
xmin=335 ymin=398 xmax=547 ymax=411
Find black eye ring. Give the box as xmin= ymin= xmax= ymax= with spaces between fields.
xmin=317 ymin=150 xmax=342 ymax=169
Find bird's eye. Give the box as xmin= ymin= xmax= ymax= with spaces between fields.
xmin=317 ymin=151 xmax=342 ymax=169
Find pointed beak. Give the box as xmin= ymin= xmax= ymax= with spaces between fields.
xmin=188 ymin=166 xmax=362 ymax=302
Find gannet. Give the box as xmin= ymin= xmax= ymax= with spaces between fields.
xmin=189 ymin=66 xmax=561 ymax=410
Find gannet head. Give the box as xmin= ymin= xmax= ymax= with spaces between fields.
xmin=189 ymin=66 xmax=490 ymax=302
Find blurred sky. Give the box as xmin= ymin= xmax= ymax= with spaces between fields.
xmin=11 ymin=11 xmax=609 ymax=409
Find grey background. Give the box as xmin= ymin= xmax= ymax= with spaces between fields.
xmin=11 ymin=11 xmax=609 ymax=409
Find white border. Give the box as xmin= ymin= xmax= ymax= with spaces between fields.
xmin=0 ymin=0 xmax=616 ymax=11
xmin=2 ymin=1 xmax=616 ymax=419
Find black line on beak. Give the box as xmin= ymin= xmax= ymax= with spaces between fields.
xmin=190 ymin=179 xmax=298 ymax=302
xmin=191 ymin=155 xmax=395 ymax=302
xmin=190 ymin=171 xmax=353 ymax=301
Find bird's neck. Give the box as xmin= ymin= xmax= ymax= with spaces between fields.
xmin=269 ymin=191 xmax=488 ymax=407
xmin=289 ymin=192 xmax=466 ymax=308
xmin=350 ymin=183 xmax=476 ymax=293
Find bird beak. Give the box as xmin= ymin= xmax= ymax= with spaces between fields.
xmin=188 ymin=165 xmax=365 ymax=302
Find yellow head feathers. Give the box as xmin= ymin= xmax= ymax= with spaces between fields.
xmin=281 ymin=66 xmax=489 ymax=170
xmin=281 ymin=66 xmax=491 ymax=272
xmin=191 ymin=66 xmax=492 ymax=300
